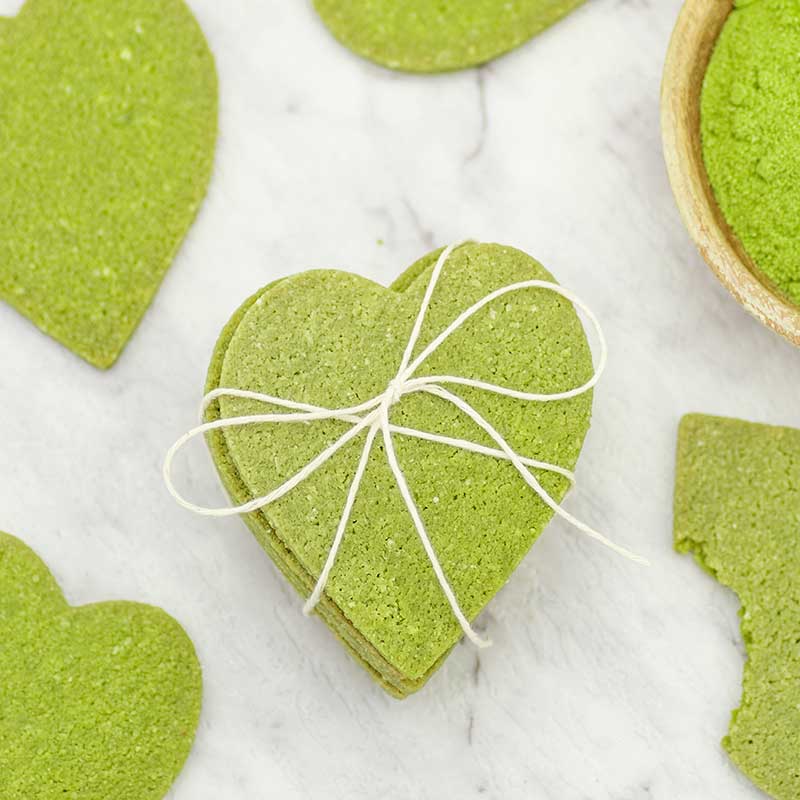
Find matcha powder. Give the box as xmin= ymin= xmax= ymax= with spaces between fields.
xmin=701 ymin=0 xmax=800 ymax=306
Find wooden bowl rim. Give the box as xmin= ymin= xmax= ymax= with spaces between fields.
xmin=661 ymin=0 xmax=800 ymax=346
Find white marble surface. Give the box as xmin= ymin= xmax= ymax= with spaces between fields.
xmin=2 ymin=0 xmax=799 ymax=798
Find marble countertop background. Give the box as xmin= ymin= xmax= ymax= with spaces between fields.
xmin=2 ymin=0 xmax=798 ymax=798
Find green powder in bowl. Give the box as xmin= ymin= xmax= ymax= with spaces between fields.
xmin=701 ymin=0 xmax=800 ymax=307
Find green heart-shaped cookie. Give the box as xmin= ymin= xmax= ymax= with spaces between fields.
xmin=0 ymin=532 xmax=202 ymax=799
xmin=204 ymin=243 xmax=594 ymax=696
xmin=0 ymin=0 xmax=217 ymax=368
xmin=675 ymin=414 xmax=800 ymax=800
xmin=313 ymin=0 xmax=586 ymax=73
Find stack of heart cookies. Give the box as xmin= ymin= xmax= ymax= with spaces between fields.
xmin=201 ymin=242 xmax=597 ymax=696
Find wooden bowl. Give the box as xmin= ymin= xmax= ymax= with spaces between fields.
xmin=661 ymin=0 xmax=800 ymax=346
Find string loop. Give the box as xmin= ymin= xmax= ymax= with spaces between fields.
xmin=164 ymin=242 xmax=647 ymax=648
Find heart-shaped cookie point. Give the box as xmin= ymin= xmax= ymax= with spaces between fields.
xmin=313 ymin=0 xmax=587 ymax=73
xmin=166 ymin=242 xmax=640 ymax=697
xmin=0 ymin=0 xmax=218 ymax=368
xmin=0 ymin=532 xmax=202 ymax=799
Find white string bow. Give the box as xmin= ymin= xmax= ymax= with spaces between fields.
xmin=164 ymin=242 xmax=647 ymax=648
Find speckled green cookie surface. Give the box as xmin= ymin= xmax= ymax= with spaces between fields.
xmin=0 ymin=0 xmax=217 ymax=368
xmin=205 ymin=243 xmax=594 ymax=695
xmin=701 ymin=0 xmax=800 ymax=306
xmin=313 ymin=0 xmax=586 ymax=73
xmin=0 ymin=532 xmax=202 ymax=800
xmin=674 ymin=414 xmax=800 ymax=800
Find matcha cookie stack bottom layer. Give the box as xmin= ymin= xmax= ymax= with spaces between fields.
xmin=674 ymin=414 xmax=800 ymax=800
xmin=313 ymin=0 xmax=586 ymax=73
xmin=701 ymin=0 xmax=800 ymax=307
xmin=0 ymin=532 xmax=202 ymax=800
xmin=203 ymin=243 xmax=595 ymax=697
xmin=0 ymin=0 xmax=218 ymax=368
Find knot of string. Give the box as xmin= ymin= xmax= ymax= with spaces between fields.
xmin=385 ymin=377 xmax=406 ymax=409
xmin=164 ymin=241 xmax=648 ymax=649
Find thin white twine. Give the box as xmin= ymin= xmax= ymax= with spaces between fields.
xmin=164 ymin=242 xmax=648 ymax=648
